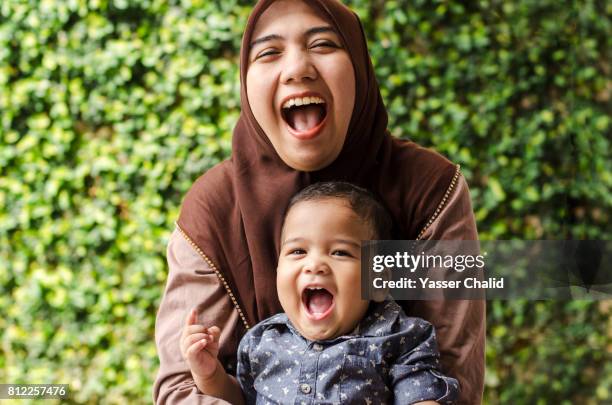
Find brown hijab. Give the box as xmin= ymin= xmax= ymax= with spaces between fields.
xmin=178 ymin=0 xmax=455 ymax=365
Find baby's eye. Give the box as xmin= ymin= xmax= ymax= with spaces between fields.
xmin=289 ymin=248 xmax=306 ymax=255
xmin=332 ymin=250 xmax=351 ymax=257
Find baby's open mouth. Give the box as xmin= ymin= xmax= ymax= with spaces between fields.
xmin=302 ymin=286 xmax=334 ymax=320
xmin=281 ymin=96 xmax=327 ymax=132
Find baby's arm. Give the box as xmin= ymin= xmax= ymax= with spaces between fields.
xmin=180 ymin=308 xmax=245 ymax=405
xmin=390 ymin=319 xmax=460 ymax=405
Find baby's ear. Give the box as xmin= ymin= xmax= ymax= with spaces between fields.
xmin=371 ymin=267 xmax=391 ymax=302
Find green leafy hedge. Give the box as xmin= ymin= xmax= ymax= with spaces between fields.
xmin=1 ymin=0 xmax=609 ymax=403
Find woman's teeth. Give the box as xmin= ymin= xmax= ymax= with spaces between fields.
xmin=281 ymin=96 xmax=327 ymax=132
xmin=282 ymin=96 xmax=325 ymax=109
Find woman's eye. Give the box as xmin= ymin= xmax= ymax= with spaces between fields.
xmin=255 ymin=49 xmax=280 ymax=60
xmin=310 ymin=40 xmax=340 ymax=50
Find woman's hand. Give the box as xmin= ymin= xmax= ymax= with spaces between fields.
xmin=180 ymin=308 xmax=222 ymax=381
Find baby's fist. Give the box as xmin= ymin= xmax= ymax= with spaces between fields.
xmin=180 ymin=308 xmax=221 ymax=380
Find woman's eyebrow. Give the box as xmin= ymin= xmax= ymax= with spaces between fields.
xmin=304 ymin=26 xmax=336 ymax=37
xmin=250 ymin=34 xmax=282 ymax=48
xmin=249 ymin=26 xmax=337 ymax=48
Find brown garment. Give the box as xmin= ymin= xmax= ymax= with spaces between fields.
xmin=154 ymin=227 xmax=239 ymax=405
xmin=154 ymin=175 xmax=485 ymax=404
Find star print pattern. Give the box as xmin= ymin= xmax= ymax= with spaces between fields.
xmin=236 ymin=300 xmax=459 ymax=404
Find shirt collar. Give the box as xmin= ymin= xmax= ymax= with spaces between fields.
xmin=261 ymin=299 xmax=401 ymax=342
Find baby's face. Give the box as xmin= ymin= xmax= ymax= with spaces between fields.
xmin=277 ymin=198 xmax=371 ymax=341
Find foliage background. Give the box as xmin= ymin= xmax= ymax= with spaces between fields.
xmin=1 ymin=0 xmax=610 ymax=403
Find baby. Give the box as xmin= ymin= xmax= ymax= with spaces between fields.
xmin=180 ymin=182 xmax=459 ymax=404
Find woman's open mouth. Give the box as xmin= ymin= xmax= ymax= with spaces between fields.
xmin=301 ymin=286 xmax=335 ymax=321
xmin=281 ymin=94 xmax=327 ymax=140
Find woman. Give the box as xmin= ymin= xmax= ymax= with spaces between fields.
xmin=154 ymin=0 xmax=485 ymax=404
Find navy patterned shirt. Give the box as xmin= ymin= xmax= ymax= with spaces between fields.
xmin=236 ymin=300 xmax=459 ymax=404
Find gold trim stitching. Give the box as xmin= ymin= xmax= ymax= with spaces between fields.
xmin=416 ymin=164 xmax=461 ymax=240
xmin=176 ymin=223 xmax=250 ymax=330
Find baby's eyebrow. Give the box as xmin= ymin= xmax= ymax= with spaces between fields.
xmin=333 ymin=239 xmax=361 ymax=248
xmin=281 ymin=237 xmax=305 ymax=246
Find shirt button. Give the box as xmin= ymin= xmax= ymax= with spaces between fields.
xmin=300 ymin=383 xmax=311 ymax=394
xmin=312 ymin=343 xmax=323 ymax=352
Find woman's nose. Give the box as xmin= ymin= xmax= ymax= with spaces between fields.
xmin=280 ymin=48 xmax=317 ymax=84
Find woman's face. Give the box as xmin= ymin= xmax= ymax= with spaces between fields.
xmin=246 ymin=0 xmax=356 ymax=172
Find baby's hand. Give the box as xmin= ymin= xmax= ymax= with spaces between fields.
xmin=180 ymin=308 xmax=221 ymax=381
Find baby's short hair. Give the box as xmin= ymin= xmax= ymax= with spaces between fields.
xmin=285 ymin=181 xmax=392 ymax=240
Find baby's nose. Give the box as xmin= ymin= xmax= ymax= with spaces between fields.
xmin=303 ymin=258 xmax=331 ymax=275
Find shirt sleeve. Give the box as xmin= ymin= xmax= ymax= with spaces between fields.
xmin=405 ymin=173 xmax=486 ymax=405
xmin=236 ymin=333 xmax=257 ymax=404
xmin=390 ymin=319 xmax=460 ymax=405
xmin=153 ymin=227 xmax=240 ymax=405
